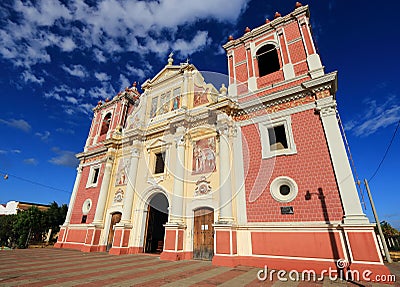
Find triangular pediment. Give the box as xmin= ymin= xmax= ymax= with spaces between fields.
xmin=149 ymin=65 xmax=181 ymax=85
xmin=146 ymin=138 xmax=169 ymax=150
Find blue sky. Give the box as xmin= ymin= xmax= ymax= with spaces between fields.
xmin=0 ymin=0 xmax=399 ymax=229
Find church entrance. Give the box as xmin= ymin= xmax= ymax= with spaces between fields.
xmin=106 ymin=212 xmax=121 ymax=251
xmin=144 ymin=193 xmax=169 ymax=254
xmin=193 ymin=208 xmax=214 ymax=260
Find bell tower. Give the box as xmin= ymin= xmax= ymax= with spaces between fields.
xmin=223 ymin=3 xmax=324 ymax=98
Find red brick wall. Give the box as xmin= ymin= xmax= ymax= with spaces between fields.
xmin=284 ymin=21 xmax=301 ymax=42
xmin=241 ymin=109 xmax=344 ymax=222
xmin=234 ymin=46 xmax=247 ymax=63
xmin=70 ymin=163 xmax=104 ymax=224
xmin=256 ymin=70 xmax=284 ymax=88
xmin=235 ymin=63 xmax=248 ymax=83
xmin=288 ymin=40 xmax=307 ymax=64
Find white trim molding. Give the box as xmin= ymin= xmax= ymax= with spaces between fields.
xmin=258 ymin=115 xmax=297 ymax=158
xmin=270 ymin=176 xmax=298 ymax=203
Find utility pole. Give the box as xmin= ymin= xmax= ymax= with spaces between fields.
xmin=364 ymin=179 xmax=392 ymax=263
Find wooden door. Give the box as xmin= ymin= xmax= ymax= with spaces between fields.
xmin=193 ymin=208 xmax=214 ymax=260
xmin=106 ymin=212 xmax=121 ymax=251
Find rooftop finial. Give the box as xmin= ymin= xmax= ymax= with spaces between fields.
xmin=228 ymin=35 xmax=234 ymax=41
xmin=168 ymin=52 xmax=174 ymax=65
xmin=274 ymin=12 xmax=282 ymax=18
xmin=245 ymin=27 xmax=251 ymax=33
xmin=295 ymin=2 xmax=303 ymax=8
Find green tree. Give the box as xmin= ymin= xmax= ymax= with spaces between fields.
xmin=43 ymin=202 xmax=68 ymax=242
xmin=0 ymin=214 xmax=17 ymax=247
xmin=380 ymin=221 xmax=400 ymax=237
xmin=0 ymin=202 xmax=68 ymax=248
xmin=13 ymin=206 xmax=45 ymax=248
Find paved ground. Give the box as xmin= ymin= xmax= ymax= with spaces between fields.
xmin=0 ymin=248 xmax=398 ymax=286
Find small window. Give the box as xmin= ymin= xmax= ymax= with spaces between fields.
xmin=258 ymin=116 xmax=296 ymax=158
xmin=270 ymin=176 xmax=298 ymax=203
xmin=279 ymin=184 xmax=291 ymax=196
xmin=82 ymin=199 xmax=92 ymax=215
xmin=256 ymin=44 xmax=280 ymax=77
xmin=87 ymin=165 xmax=101 ymax=188
xmin=154 ymin=152 xmax=165 ymax=174
xmin=268 ymin=125 xmax=288 ymax=151
xmin=92 ymin=167 xmax=100 ymax=184
xmin=81 ymin=215 xmax=87 ymax=223
xmin=100 ymin=113 xmax=112 ymax=135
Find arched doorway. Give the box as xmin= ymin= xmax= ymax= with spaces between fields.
xmin=106 ymin=212 xmax=121 ymax=251
xmin=193 ymin=207 xmax=214 ymax=260
xmin=144 ymin=193 xmax=169 ymax=254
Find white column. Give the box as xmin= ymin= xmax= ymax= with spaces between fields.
xmin=217 ymin=115 xmax=234 ymax=223
xmin=93 ymin=151 xmax=114 ymax=225
xmin=63 ymin=165 xmax=83 ymax=226
xmin=120 ymin=145 xmax=141 ymax=224
xmin=181 ymin=70 xmax=189 ymax=109
xmin=317 ymin=98 xmax=369 ymax=224
xmin=170 ymin=130 xmax=185 ymax=224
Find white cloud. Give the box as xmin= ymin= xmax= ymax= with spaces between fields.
xmin=118 ymin=74 xmax=131 ymax=91
xmin=60 ymin=37 xmax=76 ymax=52
xmin=35 ymin=131 xmax=51 ymax=141
xmin=24 ymin=158 xmax=38 ymax=165
xmin=44 ymin=91 xmax=63 ymax=101
xmin=49 ymin=148 xmax=79 ymax=168
xmin=78 ymin=103 xmax=95 ymax=115
xmin=95 ymin=72 xmax=111 ymax=82
xmin=0 ymin=149 xmax=21 ymax=155
xmin=62 ymin=64 xmax=88 ymax=78
xmin=345 ymin=95 xmax=400 ymax=137
xmin=88 ymin=82 xmax=116 ymax=99
xmin=65 ymin=96 xmax=78 ymax=104
xmin=0 ymin=118 xmax=31 ymax=132
xmin=93 ymin=48 xmax=107 ymax=63
xmin=0 ymin=0 xmax=249 ymax=69
xmin=172 ymin=31 xmax=211 ymax=56
xmin=21 ymin=70 xmax=44 ymax=85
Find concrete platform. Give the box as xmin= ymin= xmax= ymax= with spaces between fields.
xmin=0 ymin=248 xmax=398 ymax=286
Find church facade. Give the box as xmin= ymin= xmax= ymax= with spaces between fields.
xmin=55 ymin=4 xmax=389 ymax=276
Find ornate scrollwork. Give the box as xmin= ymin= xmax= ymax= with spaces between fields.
xmin=194 ymin=176 xmax=212 ymax=196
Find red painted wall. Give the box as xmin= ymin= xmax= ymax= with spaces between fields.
xmin=241 ymin=109 xmax=344 ymax=222
xmin=70 ymin=162 xmax=104 ymax=224
xmin=252 ymin=231 xmax=345 ymax=259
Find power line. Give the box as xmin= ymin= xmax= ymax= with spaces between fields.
xmin=369 ymin=119 xmax=400 ymax=182
xmin=0 ymin=170 xmax=71 ymax=194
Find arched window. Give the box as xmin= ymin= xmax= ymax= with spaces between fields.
xmin=256 ymin=44 xmax=280 ymax=77
xmin=100 ymin=113 xmax=112 ymax=135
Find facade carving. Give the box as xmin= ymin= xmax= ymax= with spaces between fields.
xmin=55 ymin=4 xmax=390 ymax=277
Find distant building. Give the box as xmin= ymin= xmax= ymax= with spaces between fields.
xmin=56 ymin=3 xmax=390 ymax=277
xmin=0 ymin=200 xmax=50 ymax=215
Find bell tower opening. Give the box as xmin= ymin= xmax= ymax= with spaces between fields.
xmin=256 ymin=44 xmax=280 ymax=77
xmin=144 ymin=193 xmax=169 ymax=254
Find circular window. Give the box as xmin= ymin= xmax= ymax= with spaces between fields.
xmin=82 ymin=199 xmax=92 ymax=215
xmin=270 ymin=176 xmax=298 ymax=203
xmin=279 ymin=184 xmax=290 ymax=196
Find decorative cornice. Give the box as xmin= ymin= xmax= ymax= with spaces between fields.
xmin=76 ymin=146 xmax=108 ymax=160
xmin=233 ymin=72 xmax=337 ymax=119
xmin=223 ymin=5 xmax=309 ymax=50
